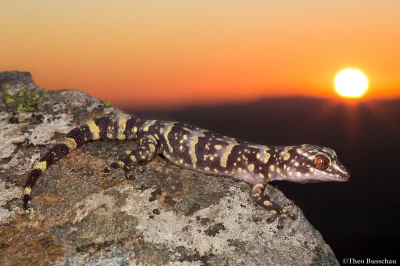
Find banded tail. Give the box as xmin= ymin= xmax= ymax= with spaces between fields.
xmin=23 ymin=114 xmax=143 ymax=208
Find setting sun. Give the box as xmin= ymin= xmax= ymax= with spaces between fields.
xmin=334 ymin=69 xmax=369 ymax=98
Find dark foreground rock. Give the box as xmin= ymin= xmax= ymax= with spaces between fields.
xmin=0 ymin=71 xmax=339 ymax=265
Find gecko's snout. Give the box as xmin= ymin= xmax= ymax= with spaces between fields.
xmin=334 ymin=168 xmax=350 ymax=182
xmin=342 ymin=172 xmax=350 ymax=180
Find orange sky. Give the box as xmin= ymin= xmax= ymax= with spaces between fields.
xmin=1 ymin=1 xmax=399 ymax=109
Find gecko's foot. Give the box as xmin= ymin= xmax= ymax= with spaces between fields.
xmin=123 ymin=165 xmax=145 ymax=180
xmin=251 ymin=183 xmax=297 ymax=229
xmin=104 ymin=161 xmax=144 ymax=180
xmin=123 ymin=166 xmax=134 ymax=180
xmin=266 ymin=206 xmax=297 ymax=229
xmin=103 ymin=162 xmax=120 ymax=173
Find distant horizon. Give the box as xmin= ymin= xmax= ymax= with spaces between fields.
xmin=120 ymin=94 xmax=400 ymax=111
xmin=2 ymin=69 xmax=400 ymax=111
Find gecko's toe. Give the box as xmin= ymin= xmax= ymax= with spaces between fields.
xmin=266 ymin=208 xmax=297 ymax=229
xmin=103 ymin=167 xmax=111 ymax=173
xmin=266 ymin=214 xmax=278 ymax=224
xmin=282 ymin=207 xmax=297 ymax=220
xmin=287 ymin=211 xmax=298 ymax=220
xmin=125 ymin=172 xmax=136 ymax=180
xmin=265 ymin=212 xmax=286 ymax=229
xmin=277 ymin=216 xmax=285 ymax=230
xmin=104 ymin=162 xmax=120 ymax=173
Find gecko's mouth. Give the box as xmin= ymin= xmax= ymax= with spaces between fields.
xmin=333 ymin=172 xmax=350 ymax=182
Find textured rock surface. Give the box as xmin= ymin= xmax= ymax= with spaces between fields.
xmin=0 ymin=71 xmax=339 ymax=265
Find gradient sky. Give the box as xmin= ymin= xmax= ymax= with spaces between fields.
xmin=1 ymin=1 xmax=399 ymax=108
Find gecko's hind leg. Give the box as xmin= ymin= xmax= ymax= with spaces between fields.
xmin=103 ymin=135 xmax=158 ymax=180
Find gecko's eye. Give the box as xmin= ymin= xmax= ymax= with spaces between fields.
xmin=313 ymin=155 xmax=330 ymax=170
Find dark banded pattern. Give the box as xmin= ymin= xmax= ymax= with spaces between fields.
xmin=24 ymin=113 xmax=350 ymax=229
xmin=24 ymin=114 xmax=143 ymax=208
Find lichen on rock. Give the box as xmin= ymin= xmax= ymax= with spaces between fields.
xmin=4 ymin=87 xmax=41 ymax=112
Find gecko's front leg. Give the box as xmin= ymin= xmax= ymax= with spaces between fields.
xmin=251 ymin=183 xmax=297 ymax=229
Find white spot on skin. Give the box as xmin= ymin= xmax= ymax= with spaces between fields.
xmin=149 ymin=143 xmax=157 ymax=153
xmin=256 ymin=146 xmax=271 ymax=164
xmin=283 ymin=153 xmax=290 ymax=160
xmin=247 ymin=164 xmax=254 ymax=172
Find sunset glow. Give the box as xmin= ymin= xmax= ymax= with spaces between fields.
xmin=0 ymin=1 xmax=399 ymax=108
xmin=334 ymin=69 xmax=369 ymax=98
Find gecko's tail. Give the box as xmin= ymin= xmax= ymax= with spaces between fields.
xmin=23 ymin=114 xmax=143 ymax=209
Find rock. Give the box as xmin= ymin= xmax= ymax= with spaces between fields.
xmin=0 ymin=71 xmax=34 ymax=87
xmin=0 ymin=71 xmax=339 ymax=265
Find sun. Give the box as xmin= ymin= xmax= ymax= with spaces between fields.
xmin=334 ymin=68 xmax=368 ymax=98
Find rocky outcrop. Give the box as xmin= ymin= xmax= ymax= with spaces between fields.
xmin=0 ymin=71 xmax=339 ymax=265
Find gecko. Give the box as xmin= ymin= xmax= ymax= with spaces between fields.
xmin=23 ymin=113 xmax=350 ymax=229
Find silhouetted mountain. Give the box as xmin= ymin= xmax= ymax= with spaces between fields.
xmin=124 ymin=96 xmax=400 ymax=261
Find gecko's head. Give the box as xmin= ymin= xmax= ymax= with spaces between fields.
xmin=280 ymin=144 xmax=350 ymax=183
